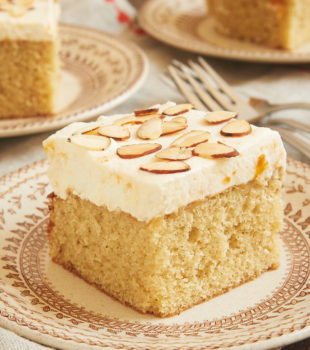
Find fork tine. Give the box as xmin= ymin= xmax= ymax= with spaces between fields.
xmin=179 ymin=63 xmax=221 ymax=111
xmin=198 ymin=57 xmax=243 ymax=105
xmin=174 ymin=58 xmax=235 ymax=110
xmin=168 ymin=65 xmax=207 ymax=111
xmin=188 ymin=60 xmax=236 ymax=111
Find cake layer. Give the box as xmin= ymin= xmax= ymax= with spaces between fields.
xmin=0 ymin=40 xmax=59 ymax=118
xmin=48 ymin=171 xmax=283 ymax=317
xmin=206 ymin=0 xmax=310 ymax=49
xmin=287 ymin=0 xmax=310 ymax=49
xmin=0 ymin=0 xmax=59 ymax=41
xmin=43 ymin=102 xmax=286 ymax=222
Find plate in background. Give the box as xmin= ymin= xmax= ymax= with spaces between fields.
xmin=138 ymin=0 xmax=310 ymax=63
xmin=0 ymin=23 xmax=148 ymax=138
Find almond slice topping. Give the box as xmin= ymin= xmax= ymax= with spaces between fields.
xmin=138 ymin=114 xmax=165 ymax=123
xmin=73 ymin=124 xmax=100 ymax=136
xmin=98 ymin=125 xmax=130 ymax=141
xmin=163 ymin=103 xmax=193 ymax=116
xmin=172 ymin=116 xmax=187 ymax=124
xmin=140 ymin=161 xmax=190 ymax=174
xmin=69 ymin=134 xmax=111 ymax=151
xmin=193 ymin=142 xmax=239 ymax=159
xmin=205 ymin=111 xmax=237 ymax=124
xmin=156 ymin=147 xmax=192 ymax=161
xmin=171 ymin=130 xmax=210 ymax=148
xmin=113 ymin=115 xmax=137 ymax=126
xmin=117 ymin=143 xmax=162 ymax=159
xmin=220 ymin=119 xmax=252 ymax=137
xmin=134 ymin=108 xmax=159 ymax=116
xmin=137 ymin=117 xmax=163 ymax=140
xmin=161 ymin=121 xmax=187 ymax=136
xmin=113 ymin=114 xmax=165 ymax=126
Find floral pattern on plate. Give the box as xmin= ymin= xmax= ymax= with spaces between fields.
xmin=0 ymin=158 xmax=309 ymax=349
xmin=0 ymin=23 xmax=148 ymax=138
xmin=138 ymin=0 xmax=310 ymax=63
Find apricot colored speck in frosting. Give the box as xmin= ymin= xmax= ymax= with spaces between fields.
xmin=255 ymin=154 xmax=269 ymax=179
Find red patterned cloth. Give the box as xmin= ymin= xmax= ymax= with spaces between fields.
xmin=103 ymin=0 xmax=144 ymax=34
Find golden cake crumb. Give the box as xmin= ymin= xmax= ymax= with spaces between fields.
xmin=48 ymin=171 xmax=284 ymax=317
xmin=206 ymin=0 xmax=310 ymax=49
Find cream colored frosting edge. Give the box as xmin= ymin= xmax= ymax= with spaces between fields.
xmin=43 ymin=102 xmax=287 ymax=222
xmin=0 ymin=0 xmax=59 ymax=41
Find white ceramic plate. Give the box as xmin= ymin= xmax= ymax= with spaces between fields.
xmin=0 ymin=23 xmax=148 ymax=138
xmin=138 ymin=0 xmax=310 ymax=63
xmin=0 ymin=158 xmax=309 ymax=349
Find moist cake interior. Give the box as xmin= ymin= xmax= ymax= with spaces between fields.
xmin=206 ymin=0 xmax=310 ymax=49
xmin=0 ymin=40 xmax=59 ymax=118
xmin=48 ymin=169 xmax=283 ymax=317
xmin=0 ymin=0 xmax=59 ymax=118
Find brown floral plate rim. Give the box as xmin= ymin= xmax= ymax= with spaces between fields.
xmin=0 ymin=23 xmax=148 ymax=138
xmin=0 ymin=158 xmax=309 ymax=349
xmin=138 ymin=0 xmax=310 ymax=63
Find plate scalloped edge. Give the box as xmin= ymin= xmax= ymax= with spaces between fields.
xmin=0 ymin=158 xmax=309 ymax=350
xmin=138 ymin=0 xmax=310 ymax=63
xmin=0 ymin=23 xmax=149 ymax=138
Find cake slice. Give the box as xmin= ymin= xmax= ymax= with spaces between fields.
xmin=206 ymin=0 xmax=310 ymax=50
xmin=43 ymin=103 xmax=286 ymax=317
xmin=0 ymin=0 xmax=60 ymax=118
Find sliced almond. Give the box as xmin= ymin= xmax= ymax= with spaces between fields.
xmin=137 ymin=117 xmax=163 ymax=140
xmin=171 ymin=130 xmax=210 ymax=148
xmin=163 ymin=103 xmax=193 ymax=116
xmin=156 ymin=147 xmax=192 ymax=161
xmin=138 ymin=114 xmax=165 ymax=123
xmin=193 ymin=142 xmax=239 ymax=159
xmin=113 ymin=115 xmax=137 ymax=126
xmin=84 ymin=128 xmax=100 ymax=136
xmin=140 ymin=161 xmax=190 ymax=174
xmin=73 ymin=124 xmax=100 ymax=136
xmin=69 ymin=134 xmax=111 ymax=151
xmin=113 ymin=114 xmax=164 ymax=126
xmin=172 ymin=116 xmax=187 ymax=124
xmin=117 ymin=143 xmax=162 ymax=159
xmin=161 ymin=121 xmax=187 ymax=136
xmin=220 ymin=120 xmax=252 ymax=137
xmin=205 ymin=111 xmax=237 ymax=124
xmin=98 ymin=125 xmax=130 ymax=141
xmin=134 ymin=108 xmax=159 ymax=116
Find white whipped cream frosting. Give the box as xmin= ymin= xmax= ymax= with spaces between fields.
xmin=0 ymin=0 xmax=59 ymax=41
xmin=43 ymin=102 xmax=286 ymax=222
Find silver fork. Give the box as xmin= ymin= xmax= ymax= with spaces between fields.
xmin=249 ymin=96 xmax=310 ymax=118
xmin=167 ymin=57 xmax=310 ymax=159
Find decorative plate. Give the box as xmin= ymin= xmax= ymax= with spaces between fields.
xmin=138 ymin=0 xmax=310 ymax=63
xmin=0 ymin=158 xmax=310 ymax=350
xmin=0 ymin=23 xmax=148 ymax=138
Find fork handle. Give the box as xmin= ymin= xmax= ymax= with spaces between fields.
xmin=264 ymin=102 xmax=310 ymax=114
xmin=270 ymin=118 xmax=310 ymax=133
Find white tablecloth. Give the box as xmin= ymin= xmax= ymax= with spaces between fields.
xmin=0 ymin=0 xmax=309 ymax=348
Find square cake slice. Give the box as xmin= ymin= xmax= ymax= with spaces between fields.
xmin=206 ymin=0 xmax=310 ymax=49
xmin=43 ymin=102 xmax=286 ymax=317
xmin=0 ymin=0 xmax=60 ymax=118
